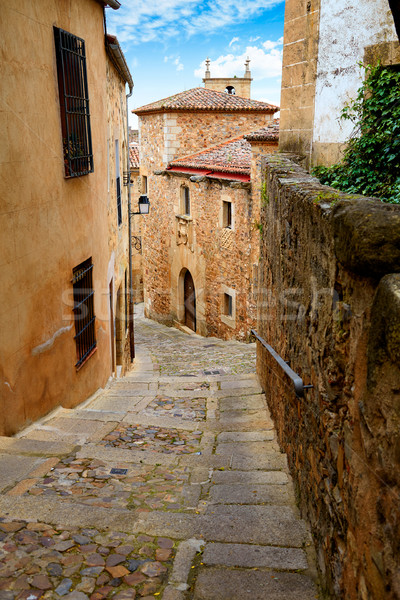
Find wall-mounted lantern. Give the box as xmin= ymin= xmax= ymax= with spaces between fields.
xmin=131 ymin=194 xmax=150 ymax=216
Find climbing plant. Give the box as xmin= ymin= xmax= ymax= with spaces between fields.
xmin=312 ymin=64 xmax=400 ymax=204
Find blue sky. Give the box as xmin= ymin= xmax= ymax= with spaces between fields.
xmin=106 ymin=0 xmax=285 ymax=127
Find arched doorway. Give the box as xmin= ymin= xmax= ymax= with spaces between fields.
xmin=184 ymin=270 xmax=196 ymax=331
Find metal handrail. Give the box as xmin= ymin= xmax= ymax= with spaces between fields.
xmin=251 ymin=329 xmax=313 ymax=398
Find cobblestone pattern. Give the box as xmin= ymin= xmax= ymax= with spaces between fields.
xmin=0 ymin=520 xmax=174 ymax=599
xmin=143 ymin=396 xmax=206 ymax=422
xmin=100 ymin=425 xmax=202 ymax=454
xmin=24 ymin=458 xmax=192 ymax=513
xmin=134 ymin=310 xmax=256 ymax=376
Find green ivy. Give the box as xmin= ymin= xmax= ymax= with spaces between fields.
xmin=312 ymin=64 xmax=400 ymax=204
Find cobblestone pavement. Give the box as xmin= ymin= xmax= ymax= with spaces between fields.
xmin=0 ymin=306 xmax=319 ymax=599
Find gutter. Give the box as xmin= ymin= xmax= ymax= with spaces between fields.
xmin=102 ymin=0 xmax=121 ymax=9
xmin=106 ymin=35 xmax=133 ymax=93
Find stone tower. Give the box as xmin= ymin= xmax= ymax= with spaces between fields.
xmin=203 ymin=57 xmax=252 ymax=99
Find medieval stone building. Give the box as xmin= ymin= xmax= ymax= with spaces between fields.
xmin=280 ymin=0 xmax=399 ymax=168
xmin=0 ymin=0 xmax=133 ymax=435
xmin=134 ymin=72 xmax=278 ymax=340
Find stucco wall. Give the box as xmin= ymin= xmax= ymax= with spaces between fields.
xmin=256 ymin=154 xmax=400 ymax=598
xmin=0 ymin=1 xmax=125 ymax=434
xmin=312 ymin=0 xmax=397 ymax=165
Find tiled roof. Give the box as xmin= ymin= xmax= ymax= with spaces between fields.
xmin=134 ymin=87 xmax=278 ymax=114
xmin=244 ymin=122 xmax=279 ymax=142
xmin=129 ymin=143 xmax=139 ymax=169
xmin=168 ymin=137 xmax=252 ymax=176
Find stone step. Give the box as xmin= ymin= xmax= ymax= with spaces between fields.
xmin=0 ymin=436 xmax=77 ymax=457
xmin=208 ymin=483 xmax=294 ymax=505
xmin=211 ymin=470 xmax=289 ymax=485
xmin=193 ymin=567 xmax=317 ymax=600
xmin=202 ymin=542 xmax=309 ymax=570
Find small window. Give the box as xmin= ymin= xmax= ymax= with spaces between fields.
xmin=142 ymin=175 xmax=148 ymax=194
xmin=223 ymin=201 xmax=232 ymax=228
xmin=115 ymin=139 xmax=122 ymax=225
xmin=225 ymin=86 xmax=236 ymax=95
xmin=72 ymin=258 xmax=96 ymax=368
xmin=224 ymin=293 xmax=233 ymax=317
xmin=54 ymin=27 xmax=93 ymax=178
xmin=181 ymin=186 xmax=190 ymax=215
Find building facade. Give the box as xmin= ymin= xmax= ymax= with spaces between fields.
xmin=135 ymin=86 xmax=278 ymax=340
xmin=0 ymin=0 xmax=132 ymax=435
xmin=279 ymin=0 xmax=399 ymax=168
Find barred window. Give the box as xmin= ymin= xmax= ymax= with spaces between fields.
xmin=54 ymin=27 xmax=94 ymax=178
xmin=72 ymin=258 xmax=96 ymax=368
xmin=116 ymin=139 xmax=122 ymax=225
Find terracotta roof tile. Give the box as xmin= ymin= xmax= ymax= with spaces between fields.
xmin=129 ymin=143 xmax=139 ymax=169
xmin=168 ymin=137 xmax=252 ymax=175
xmin=244 ymin=122 xmax=279 ymax=142
xmin=134 ymin=87 xmax=278 ymax=114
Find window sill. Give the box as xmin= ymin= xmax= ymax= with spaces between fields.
xmin=75 ymin=346 xmax=97 ymax=372
xmin=176 ymin=214 xmax=192 ymax=221
xmin=221 ymin=314 xmax=236 ymax=329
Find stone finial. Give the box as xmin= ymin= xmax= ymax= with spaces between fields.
xmin=244 ymin=57 xmax=251 ymax=79
xmin=205 ymin=57 xmax=211 ymax=79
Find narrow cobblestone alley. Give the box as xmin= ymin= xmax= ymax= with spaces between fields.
xmin=0 ymin=306 xmax=319 ymax=600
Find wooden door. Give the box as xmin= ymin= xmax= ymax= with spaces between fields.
xmin=184 ymin=270 xmax=196 ymax=331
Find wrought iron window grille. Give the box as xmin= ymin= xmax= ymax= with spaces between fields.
xmin=72 ymin=258 xmax=96 ymax=368
xmin=116 ymin=176 xmax=122 ymax=225
xmin=54 ymin=27 xmax=94 ymax=178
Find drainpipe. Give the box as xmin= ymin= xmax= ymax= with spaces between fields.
xmin=126 ymin=87 xmax=135 ymax=361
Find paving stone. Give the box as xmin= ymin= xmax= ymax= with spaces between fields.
xmin=193 ymin=568 xmax=317 ymax=599
xmin=55 ymin=578 xmax=73 ymax=596
xmin=208 ymin=483 xmax=294 ymax=505
xmin=217 ymin=431 xmax=274 ymax=442
xmin=106 ymin=553 xmax=126 ymax=567
xmin=202 ymin=542 xmax=309 ymax=570
xmin=211 ymin=470 xmax=289 ymax=485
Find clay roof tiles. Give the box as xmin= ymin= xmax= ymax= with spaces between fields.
xmin=244 ymin=123 xmax=279 ymax=142
xmin=129 ymin=143 xmax=139 ymax=169
xmin=168 ymin=137 xmax=252 ymax=175
xmin=134 ymin=87 xmax=278 ymax=114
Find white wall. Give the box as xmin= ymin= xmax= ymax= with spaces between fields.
xmin=313 ymin=0 xmax=397 ymax=145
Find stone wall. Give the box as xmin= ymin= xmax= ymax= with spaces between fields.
xmin=279 ymin=0 xmax=321 ymax=167
xmin=203 ymin=78 xmax=252 ymax=99
xmin=256 ymin=154 xmax=400 ymax=598
xmin=141 ymin=170 xmax=256 ymax=341
xmin=106 ymin=56 xmax=131 ymax=374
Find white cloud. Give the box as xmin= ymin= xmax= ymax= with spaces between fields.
xmin=194 ymin=40 xmax=283 ymax=81
xmin=174 ymin=57 xmax=184 ymax=71
xmin=249 ymin=35 xmax=260 ymax=42
xmin=107 ymin=0 xmax=284 ymax=45
xmin=229 ymin=37 xmax=240 ymax=47
xmin=164 ymin=55 xmax=184 ymax=71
